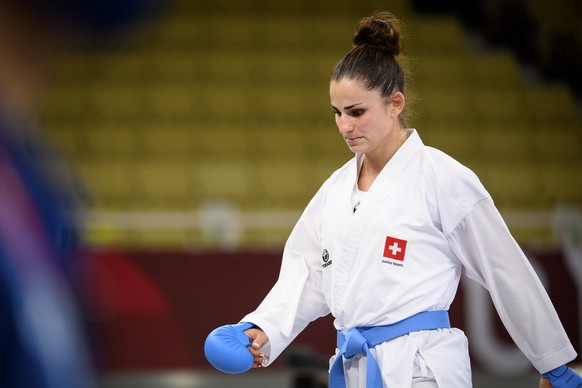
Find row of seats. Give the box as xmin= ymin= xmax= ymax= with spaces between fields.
xmin=77 ymin=158 xmax=337 ymax=209
xmin=43 ymin=81 xmax=580 ymax=128
xmin=51 ymin=13 xmax=472 ymax=84
xmin=48 ymin=120 xmax=582 ymax=162
xmin=74 ymin=156 xmax=582 ymax=210
xmin=53 ymin=44 xmax=523 ymax=89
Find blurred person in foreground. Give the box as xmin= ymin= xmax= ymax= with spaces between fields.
xmin=205 ymin=11 xmax=580 ymax=388
xmin=0 ymin=1 xmax=159 ymax=387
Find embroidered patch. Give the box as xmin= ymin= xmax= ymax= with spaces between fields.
xmin=322 ymin=249 xmax=332 ymax=268
xmin=383 ymin=236 xmax=407 ymax=261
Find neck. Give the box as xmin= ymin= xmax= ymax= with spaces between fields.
xmin=358 ymin=128 xmax=409 ymax=191
xmin=365 ymin=128 xmax=409 ymax=173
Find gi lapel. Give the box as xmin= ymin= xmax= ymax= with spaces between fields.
xmin=334 ymin=130 xmax=421 ymax=317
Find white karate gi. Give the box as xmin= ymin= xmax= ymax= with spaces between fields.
xmin=242 ymin=129 xmax=577 ymax=387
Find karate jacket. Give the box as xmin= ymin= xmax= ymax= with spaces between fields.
xmin=242 ymin=129 xmax=577 ymax=387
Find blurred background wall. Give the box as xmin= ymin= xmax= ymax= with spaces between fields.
xmin=38 ymin=0 xmax=581 ymax=386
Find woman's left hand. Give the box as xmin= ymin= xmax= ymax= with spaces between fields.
xmin=245 ymin=327 xmax=269 ymax=368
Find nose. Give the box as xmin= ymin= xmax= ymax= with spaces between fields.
xmin=337 ymin=115 xmax=352 ymax=135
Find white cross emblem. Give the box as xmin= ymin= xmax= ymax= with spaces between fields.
xmin=388 ymin=242 xmax=402 ymax=256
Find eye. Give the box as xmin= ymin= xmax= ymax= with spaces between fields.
xmin=349 ymin=109 xmax=364 ymax=117
xmin=332 ymin=107 xmax=341 ymax=117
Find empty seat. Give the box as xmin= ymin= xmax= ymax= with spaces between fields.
xmin=257 ymin=87 xmax=312 ymax=119
xmin=141 ymin=125 xmax=196 ymax=159
xmin=260 ymin=17 xmax=310 ymax=50
xmin=417 ymin=55 xmax=471 ymax=89
xmin=205 ymin=87 xmax=251 ymax=120
xmin=540 ymin=164 xmax=582 ymax=205
xmin=311 ymin=128 xmax=354 ymax=162
xmin=483 ymin=162 xmax=541 ymax=208
xmin=473 ymin=89 xmax=525 ymax=123
xmin=196 ymin=160 xmax=253 ymax=204
xmin=533 ymin=126 xmax=582 ymax=161
xmin=149 ymin=51 xmax=204 ymax=83
xmin=480 ymin=126 xmax=535 ymax=161
xmin=145 ymin=85 xmax=195 ymax=118
xmin=256 ymin=159 xmax=313 ymax=208
xmin=200 ymin=126 xmax=250 ymax=159
xmin=256 ymin=127 xmax=310 ymax=160
xmin=134 ymin=160 xmax=196 ymax=207
xmin=94 ymin=52 xmax=149 ymax=83
xmin=206 ymin=50 xmax=258 ymax=82
xmin=409 ymin=17 xmax=467 ymax=54
xmin=42 ymin=85 xmax=88 ymax=118
xmin=524 ymin=86 xmax=579 ymax=124
xmin=85 ymin=125 xmax=139 ymax=159
xmin=468 ymin=52 xmax=522 ymax=88
xmin=422 ymin=89 xmax=475 ymax=121
xmin=423 ymin=122 xmax=482 ymax=162
xmin=89 ymin=84 xmax=143 ymax=119
xmin=78 ymin=160 xmax=136 ymax=209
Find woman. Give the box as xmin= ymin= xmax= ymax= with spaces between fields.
xmin=205 ymin=12 xmax=579 ymax=388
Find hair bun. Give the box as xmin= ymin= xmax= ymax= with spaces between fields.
xmin=353 ymin=12 xmax=402 ymax=56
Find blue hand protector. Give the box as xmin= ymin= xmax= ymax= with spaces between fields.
xmin=204 ymin=322 xmax=256 ymax=374
xmin=542 ymin=365 xmax=582 ymax=387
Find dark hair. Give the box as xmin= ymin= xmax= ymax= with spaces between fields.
xmin=331 ymin=11 xmax=410 ymax=126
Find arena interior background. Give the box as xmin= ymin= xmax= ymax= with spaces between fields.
xmin=39 ymin=0 xmax=581 ymax=386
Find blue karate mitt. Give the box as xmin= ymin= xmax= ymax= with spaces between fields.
xmin=204 ymin=322 xmax=255 ymax=374
xmin=542 ymin=365 xmax=582 ymax=387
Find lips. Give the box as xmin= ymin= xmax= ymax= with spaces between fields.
xmin=345 ymin=136 xmax=362 ymax=146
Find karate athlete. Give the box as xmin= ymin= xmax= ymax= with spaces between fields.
xmin=204 ymin=12 xmax=581 ymax=388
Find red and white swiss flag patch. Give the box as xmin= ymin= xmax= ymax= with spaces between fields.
xmin=383 ymin=236 xmax=407 ymax=261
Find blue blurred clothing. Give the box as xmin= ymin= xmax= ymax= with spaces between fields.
xmin=0 ymin=120 xmax=94 ymax=388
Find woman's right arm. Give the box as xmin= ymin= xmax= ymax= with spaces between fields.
xmin=241 ymin=183 xmax=331 ymax=366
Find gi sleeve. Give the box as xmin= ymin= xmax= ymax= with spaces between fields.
xmin=447 ymin=199 xmax=577 ymax=373
xmin=241 ymin=184 xmax=331 ymax=365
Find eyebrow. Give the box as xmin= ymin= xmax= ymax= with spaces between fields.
xmin=331 ymin=103 xmax=363 ymax=110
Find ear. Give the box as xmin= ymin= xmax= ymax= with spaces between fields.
xmin=390 ymin=91 xmax=405 ymax=117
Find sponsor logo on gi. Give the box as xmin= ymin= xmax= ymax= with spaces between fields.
xmin=322 ymin=249 xmax=332 ymax=268
xmin=382 ymin=236 xmax=407 ymax=266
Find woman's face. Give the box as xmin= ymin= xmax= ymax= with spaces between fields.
xmin=330 ymin=78 xmax=404 ymax=157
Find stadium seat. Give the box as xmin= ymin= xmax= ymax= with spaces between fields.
xmin=134 ymin=160 xmax=196 ymax=208
xmin=422 ymin=88 xmax=476 ymax=121
xmin=141 ymin=125 xmax=196 ymax=159
xmin=524 ymin=86 xmax=579 ymax=124
xmin=409 ymin=16 xmax=467 ymax=55
xmin=201 ymin=127 xmax=251 ymax=160
xmin=468 ymin=52 xmax=522 ymax=88
xmin=533 ymin=126 xmax=582 ymax=162
xmin=85 ymin=125 xmax=140 ymax=159
xmin=255 ymin=159 xmax=314 ymax=208
xmin=89 ymin=84 xmax=143 ymax=119
xmin=196 ymin=160 xmax=254 ymax=205
xmin=77 ymin=160 xmax=137 ymax=209
xmin=483 ymin=162 xmax=541 ymax=208
xmin=473 ymin=89 xmax=525 ymax=123
xmin=417 ymin=55 xmax=471 ymax=89
xmin=145 ymin=85 xmax=195 ymax=119
xmin=480 ymin=128 xmax=534 ymax=161
xmin=540 ymin=164 xmax=582 ymax=205
xmin=256 ymin=127 xmax=310 ymax=160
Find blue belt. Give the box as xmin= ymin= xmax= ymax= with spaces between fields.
xmin=329 ymin=311 xmax=450 ymax=388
